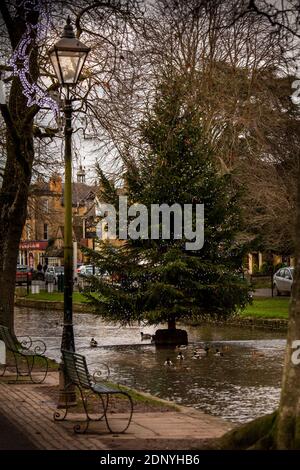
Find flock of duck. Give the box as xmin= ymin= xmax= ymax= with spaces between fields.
xmin=89 ymin=332 xmax=154 ymax=348
xmin=90 ymin=333 xmax=265 ymax=362
xmin=164 ymin=345 xmax=226 ymax=366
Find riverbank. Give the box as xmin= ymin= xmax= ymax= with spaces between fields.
xmin=187 ymin=315 xmax=288 ymax=331
xmin=15 ymin=294 xmax=290 ymax=330
xmin=15 ymin=294 xmax=95 ymax=313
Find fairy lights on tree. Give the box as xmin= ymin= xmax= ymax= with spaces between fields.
xmin=9 ymin=0 xmax=59 ymax=115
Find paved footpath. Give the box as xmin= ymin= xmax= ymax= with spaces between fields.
xmin=0 ymin=411 xmax=37 ymax=450
xmin=0 ymin=372 xmax=232 ymax=450
xmin=253 ymin=288 xmax=273 ymax=297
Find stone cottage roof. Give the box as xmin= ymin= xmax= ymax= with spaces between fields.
xmin=62 ymin=182 xmax=97 ymax=207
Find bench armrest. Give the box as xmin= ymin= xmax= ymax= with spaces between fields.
xmin=19 ymin=336 xmax=47 ymax=355
xmin=19 ymin=336 xmax=33 ymax=350
xmin=87 ymin=362 xmax=110 ymax=382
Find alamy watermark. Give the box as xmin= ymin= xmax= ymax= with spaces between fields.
xmin=95 ymin=196 xmax=204 ymax=251
xmin=291 ymin=340 xmax=300 ymax=365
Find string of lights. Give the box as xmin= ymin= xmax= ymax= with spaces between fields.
xmin=9 ymin=0 xmax=59 ymax=115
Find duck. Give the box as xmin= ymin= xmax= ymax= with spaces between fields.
xmin=164 ymin=358 xmax=173 ymax=366
xmin=90 ymin=338 xmax=98 ymax=348
xmin=177 ymin=352 xmax=184 ymax=360
xmin=214 ymin=348 xmax=224 ymax=357
xmin=192 ymin=350 xmax=201 ymax=359
xmin=141 ymin=332 xmax=153 ymax=340
xmin=195 ymin=346 xmax=209 ymax=356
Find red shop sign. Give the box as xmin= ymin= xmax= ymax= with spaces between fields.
xmin=19 ymin=241 xmax=48 ymax=250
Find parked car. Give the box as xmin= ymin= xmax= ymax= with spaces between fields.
xmin=45 ymin=266 xmax=64 ymax=285
xmin=78 ymin=265 xmax=100 ymax=277
xmin=16 ymin=265 xmax=32 ymax=285
xmin=273 ymin=267 xmax=294 ymax=296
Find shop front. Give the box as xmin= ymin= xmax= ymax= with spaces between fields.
xmin=18 ymin=241 xmax=48 ymax=269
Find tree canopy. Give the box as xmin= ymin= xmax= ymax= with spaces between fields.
xmin=84 ymin=74 xmax=251 ymax=327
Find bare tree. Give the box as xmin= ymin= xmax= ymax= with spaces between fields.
xmin=0 ymin=0 xmax=142 ymax=331
xmin=89 ymin=2 xmax=300 ymax=447
xmin=213 ymin=0 xmax=300 ymax=450
xmin=94 ymin=0 xmax=298 ymax=251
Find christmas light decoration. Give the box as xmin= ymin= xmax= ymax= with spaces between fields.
xmin=9 ymin=0 xmax=59 ymax=114
xmin=0 ymin=75 xmax=6 ymax=104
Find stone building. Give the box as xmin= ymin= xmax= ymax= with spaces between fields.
xmin=19 ymin=167 xmax=98 ymax=269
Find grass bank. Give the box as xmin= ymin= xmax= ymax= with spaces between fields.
xmin=25 ymin=291 xmax=89 ymax=303
xmin=241 ymin=297 xmax=289 ymax=319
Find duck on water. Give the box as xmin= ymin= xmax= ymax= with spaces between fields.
xmin=90 ymin=338 xmax=98 ymax=348
xmin=140 ymin=332 xmax=155 ymax=341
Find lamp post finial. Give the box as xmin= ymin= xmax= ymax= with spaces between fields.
xmin=62 ymin=16 xmax=75 ymax=39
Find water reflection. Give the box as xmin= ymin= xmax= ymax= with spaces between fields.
xmin=15 ymin=307 xmax=286 ymax=423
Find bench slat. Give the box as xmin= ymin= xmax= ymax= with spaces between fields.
xmin=62 ymin=350 xmax=91 ymax=388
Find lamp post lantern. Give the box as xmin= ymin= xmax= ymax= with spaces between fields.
xmin=48 ymin=17 xmax=90 ymax=405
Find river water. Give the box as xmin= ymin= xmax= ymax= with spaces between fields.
xmin=15 ymin=307 xmax=286 ymax=424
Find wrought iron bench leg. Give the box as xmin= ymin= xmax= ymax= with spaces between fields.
xmin=101 ymin=392 xmax=134 ymax=434
xmin=6 ymin=354 xmax=48 ymax=384
xmin=53 ymin=382 xmax=76 ymax=422
xmin=6 ymin=353 xmax=32 ymax=383
xmin=28 ymin=355 xmax=49 ymax=384
xmin=73 ymin=387 xmax=90 ymax=434
xmin=84 ymin=390 xmax=107 ymax=422
xmin=54 ymin=384 xmax=90 ymax=434
xmin=7 ymin=352 xmax=21 ymax=384
xmin=0 ymin=363 xmax=7 ymax=377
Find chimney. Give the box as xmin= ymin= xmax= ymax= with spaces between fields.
xmin=49 ymin=173 xmax=62 ymax=193
xmin=77 ymin=165 xmax=86 ymax=183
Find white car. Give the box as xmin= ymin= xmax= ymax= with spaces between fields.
xmin=78 ymin=265 xmax=100 ymax=277
xmin=273 ymin=267 xmax=294 ymax=296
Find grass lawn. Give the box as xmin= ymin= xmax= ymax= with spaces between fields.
xmin=240 ymin=297 xmax=290 ymax=319
xmin=23 ymin=291 xmax=290 ymax=320
xmin=26 ymin=291 xmax=89 ymax=303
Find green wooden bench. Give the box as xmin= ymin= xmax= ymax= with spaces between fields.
xmin=0 ymin=325 xmax=48 ymax=383
xmin=54 ymin=350 xmax=133 ymax=434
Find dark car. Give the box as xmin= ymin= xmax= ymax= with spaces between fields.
xmin=16 ymin=265 xmax=32 ymax=285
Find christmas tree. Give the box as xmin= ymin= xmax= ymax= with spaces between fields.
xmin=84 ymin=75 xmax=250 ymax=343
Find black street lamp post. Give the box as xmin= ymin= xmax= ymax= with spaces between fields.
xmin=48 ymin=17 xmax=90 ymax=405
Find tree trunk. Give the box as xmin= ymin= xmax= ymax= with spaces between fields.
xmin=0 ymin=1 xmax=39 ymax=333
xmin=168 ymin=317 xmax=176 ymax=329
xmin=275 ymin=154 xmax=300 ymax=449
xmin=0 ymin=131 xmax=34 ymax=331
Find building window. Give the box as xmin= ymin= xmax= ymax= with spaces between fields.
xmin=43 ymin=223 xmax=48 ymax=240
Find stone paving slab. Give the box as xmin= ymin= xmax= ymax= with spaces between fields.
xmin=0 ymin=372 xmax=232 ymax=450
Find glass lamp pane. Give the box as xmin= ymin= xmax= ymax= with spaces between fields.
xmin=74 ymin=53 xmax=87 ymax=82
xmin=49 ymin=51 xmax=63 ymax=84
xmin=57 ymin=51 xmax=80 ymax=84
xmin=57 ymin=51 xmax=87 ymax=85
